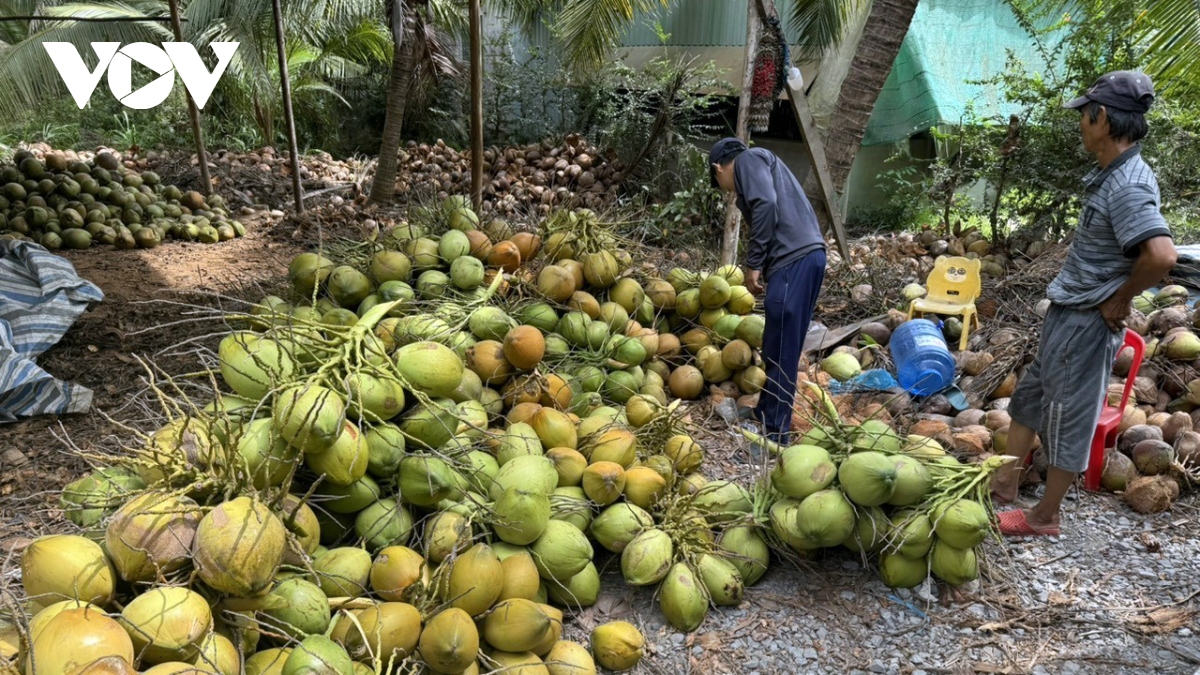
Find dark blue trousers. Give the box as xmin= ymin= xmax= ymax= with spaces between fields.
xmin=754 ymin=249 xmax=826 ymax=439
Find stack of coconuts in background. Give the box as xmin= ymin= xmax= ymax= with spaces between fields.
xmin=0 ymin=148 xmax=244 ymax=250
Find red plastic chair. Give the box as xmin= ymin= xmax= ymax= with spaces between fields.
xmin=1085 ymin=329 xmax=1145 ymax=490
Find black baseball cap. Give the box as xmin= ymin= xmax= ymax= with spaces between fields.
xmin=709 ymin=137 xmax=747 ymax=188
xmin=1064 ymin=70 xmax=1155 ymax=113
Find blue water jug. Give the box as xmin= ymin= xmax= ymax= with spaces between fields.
xmin=891 ymin=319 xmax=956 ymax=396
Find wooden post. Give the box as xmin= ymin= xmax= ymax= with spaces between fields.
xmin=755 ymin=0 xmax=851 ymax=261
xmin=469 ymin=0 xmax=484 ymax=211
xmin=167 ymin=0 xmax=211 ymax=195
xmin=721 ymin=0 xmax=760 ymax=265
xmin=270 ymin=0 xmax=304 ymax=213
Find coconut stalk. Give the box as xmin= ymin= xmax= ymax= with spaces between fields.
xmin=271 ymin=0 xmax=305 ymax=213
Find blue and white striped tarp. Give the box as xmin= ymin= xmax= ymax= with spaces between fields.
xmin=0 ymin=241 xmax=104 ymax=423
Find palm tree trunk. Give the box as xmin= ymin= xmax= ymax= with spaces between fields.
xmin=370 ymin=2 xmax=416 ymax=205
xmin=820 ymin=0 xmax=919 ymax=192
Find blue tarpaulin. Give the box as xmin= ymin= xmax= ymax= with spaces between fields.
xmin=0 ymin=241 xmax=104 ymax=422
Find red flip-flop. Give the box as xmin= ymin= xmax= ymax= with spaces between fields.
xmin=997 ymin=509 xmax=1060 ymax=537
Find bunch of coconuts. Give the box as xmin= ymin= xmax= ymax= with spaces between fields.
xmin=394 ymin=135 xmax=626 ymax=216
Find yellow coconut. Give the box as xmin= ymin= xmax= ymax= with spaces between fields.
xmin=193 ymin=497 xmax=287 ymax=597
xmin=272 ymin=384 xmax=346 ymax=454
xmin=664 ymin=435 xmax=704 ymax=474
xmin=530 ymin=407 xmax=578 ymax=450
xmin=29 ymin=609 xmax=134 ymax=675
xmin=191 ymin=631 xmax=239 ymax=675
xmin=499 ymin=550 xmax=542 ymax=602
xmin=466 ymin=340 xmax=515 ymax=386
xmin=369 ymin=546 xmax=426 ymax=602
xmin=668 ymin=365 xmax=705 ymax=400
xmin=119 ymin=586 xmax=212 ymax=664
xmin=418 ymin=608 xmax=479 ymax=675
xmin=545 ymin=640 xmax=597 ymax=675
xmin=540 ymin=374 xmax=574 ymax=410
xmin=622 ymin=466 xmax=668 ymax=509
xmin=590 ymin=621 xmax=644 ymax=672
xmin=538 ymin=265 xmax=576 ymax=303
xmin=531 ymin=605 xmax=565 ymax=657
xmin=504 ymin=326 xmax=547 ymax=371
xmin=481 ymin=598 xmax=554 ymax=653
xmin=547 ymin=447 xmax=588 ymax=487
xmin=22 ymin=534 xmax=115 ymax=608
xmin=305 ymin=421 xmax=370 ymax=486
xmin=105 ymin=491 xmax=202 ymax=583
xmin=584 ymin=427 xmax=637 ymax=467
xmin=342 ymin=602 xmax=422 ymax=663
xmin=582 ymin=462 xmax=626 ymax=506
xmin=447 ymin=543 xmax=505 ymax=617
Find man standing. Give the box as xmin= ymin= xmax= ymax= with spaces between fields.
xmin=991 ymin=72 xmax=1177 ymax=536
xmin=710 ymin=138 xmax=827 ymax=446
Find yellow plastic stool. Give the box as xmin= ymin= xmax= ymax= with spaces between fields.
xmin=907 ymin=256 xmax=982 ymax=351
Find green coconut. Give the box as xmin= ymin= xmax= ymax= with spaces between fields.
xmin=659 ymin=562 xmax=708 ymax=632
xmin=716 ymin=526 xmax=770 ymax=585
xmin=545 ymin=562 xmax=601 ymax=611
xmin=219 ymin=332 xmax=298 ymax=400
xmin=690 ymin=480 xmax=753 ymax=521
xmin=194 ymin=497 xmax=287 ymax=597
xmin=771 ymin=490 xmax=855 ymax=550
xmin=929 ymin=541 xmax=979 ymax=586
xmin=620 ymin=529 xmax=673 ymax=586
xmin=590 ymin=503 xmax=655 ymax=554
xmin=398 ymin=398 xmax=461 ymax=450
xmin=261 ymin=578 xmax=331 ymax=640
xmin=850 ymin=420 xmax=904 ymax=453
xmin=398 ymin=455 xmax=463 ymax=507
xmin=878 ymin=552 xmax=928 ymax=589
xmin=490 ymin=455 xmax=558 ymax=501
xmin=932 ymin=499 xmax=990 ymax=549
xmin=370 ymin=250 xmax=413 ymax=283
xmin=355 ymin=498 xmax=415 ymax=551
xmin=450 ymin=256 xmax=485 ymax=291
xmin=282 ymin=635 xmax=354 ymax=675
xmin=344 ymin=372 xmax=406 ymax=420
xmin=317 ymin=475 xmax=383 ymax=514
xmin=696 ymin=554 xmax=744 ymax=607
xmin=771 ymin=444 xmax=838 ymax=499
xmin=237 ymin=418 xmax=301 ymax=490
xmin=272 ymin=384 xmax=346 ymax=454
xmin=305 ymin=422 xmax=369 ymax=486
xmin=327 ymin=266 xmax=374 ymax=309
xmin=837 ymin=451 xmax=898 ymax=507
xmin=887 ymin=510 xmax=934 ymax=559
xmin=469 ymin=306 xmax=517 ymax=341
xmin=530 ymin=520 xmax=593 ymax=582
xmin=494 ymin=489 xmax=552 ymax=546
xmin=887 ymin=455 xmax=933 ymax=506
xmin=841 ymin=506 xmax=888 ymax=554
xmin=105 ymin=491 xmax=201 ymax=583
xmin=497 ymin=422 xmax=544 ymax=466
xmin=394 ymin=342 xmax=464 ymax=397
xmin=313 ymin=547 xmax=372 ymax=598
xmin=550 ymin=487 xmax=592 ymax=532
xmin=821 ymin=352 xmax=861 ymax=380
xmin=61 ymin=467 xmax=145 ymax=528
xmin=288 ymin=253 xmax=336 ymax=296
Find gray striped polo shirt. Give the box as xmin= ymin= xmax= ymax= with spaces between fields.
xmin=1047 ymin=145 xmax=1172 ymax=309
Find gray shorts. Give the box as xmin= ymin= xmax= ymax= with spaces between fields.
xmin=1008 ymin=303 xmax=1123 ymax=472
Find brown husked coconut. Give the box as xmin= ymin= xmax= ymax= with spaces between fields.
xmin=909 ymin=418 xmax=951 ymax=442
xmin=883 ymin=389 xmax=913 ymax=417
xmin=1132 ymin=439 xmax=1175 ymax=475
xmin=1119 ymin=424 xmax=1164 ymax=455
xmin=1124 ymin=475 xmax=1179 ymax=514
xmin=1120 ymin=405 xmax=1147 ymax=433
xmin=1148 ymin=307 xmax=1190 ymax=336
xmin=987 ymin=328 xmax=1024 ymax=348
xmin=1101 ymin=451 xmax=1138 ymax=492
xmin=1162 ymin=411 xmax=1194 ymax=444
xmin=990 ymin=373 xmax=1018 ymax=399
xmin=989 ymin=397 xmax=1010 ymax=411
xmin=953 ymin=409 xmax=986 ymax=428
xmin=1175 ymin=430 xmax=1200 ymax=467
xmin=1134 ymin=377 xmax=1159 ymax=404
xmin=984 ymin=410 xmax=1012 ymax=431
xmin=951 ymin=425 xmax=991 ymax=455
xmin=921 ymin=395 xmax=955 ymax=416
xmin=1113 ymin=346 xmax=1136 ymax=377
xmin=1157 ymin=391 xmax=1172 ymax=412
xmin=1147 ymin=412 xmax=1172 ymax=429
xmin=1023 ymin=447 xmax=1048 ymax=485
xmin=957 ymin=351 xmax=994 ymax=377
xmin=858 ymin=322 xmax=892 ymax=346
xmin=883 ymin=309 xmax=910 ymax=331
xmin=1126 ymin=310 xmax=1149 ymax=336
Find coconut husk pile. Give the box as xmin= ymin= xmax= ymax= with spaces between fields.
xmin=394 ymin=134 xmax=626 ymax=217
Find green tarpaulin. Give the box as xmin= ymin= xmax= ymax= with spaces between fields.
xmin=862 ymin=0 xmax=1053 ymax=146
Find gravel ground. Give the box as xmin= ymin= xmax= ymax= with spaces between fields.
xmin=562 ymin=424 xmax=1200 ymax=675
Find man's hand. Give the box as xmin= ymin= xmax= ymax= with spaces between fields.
xmin=1099 ymin=292 xmax=1131 ymax=334
xmin=746 ymin=269 xmax=764 ymax=296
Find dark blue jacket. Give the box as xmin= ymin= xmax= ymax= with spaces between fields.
xmin=734 ymin=148 xmax=825 ymax=280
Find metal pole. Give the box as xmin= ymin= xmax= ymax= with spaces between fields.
xmin=721 ymin=0 xmax=760 ymax=265
xmin=469 ymin=0 xmax=484 ymax=211
xmin=167 ymin=0 xmax=212 ymax=195
xmin=270 ymin=0 xmax=304 ymax=213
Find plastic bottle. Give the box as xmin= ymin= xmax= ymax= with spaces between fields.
xmin=890 ymin=319 xmax=956 ymax=396
xmin=787 ymin=67 xmax=803 ymax=90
